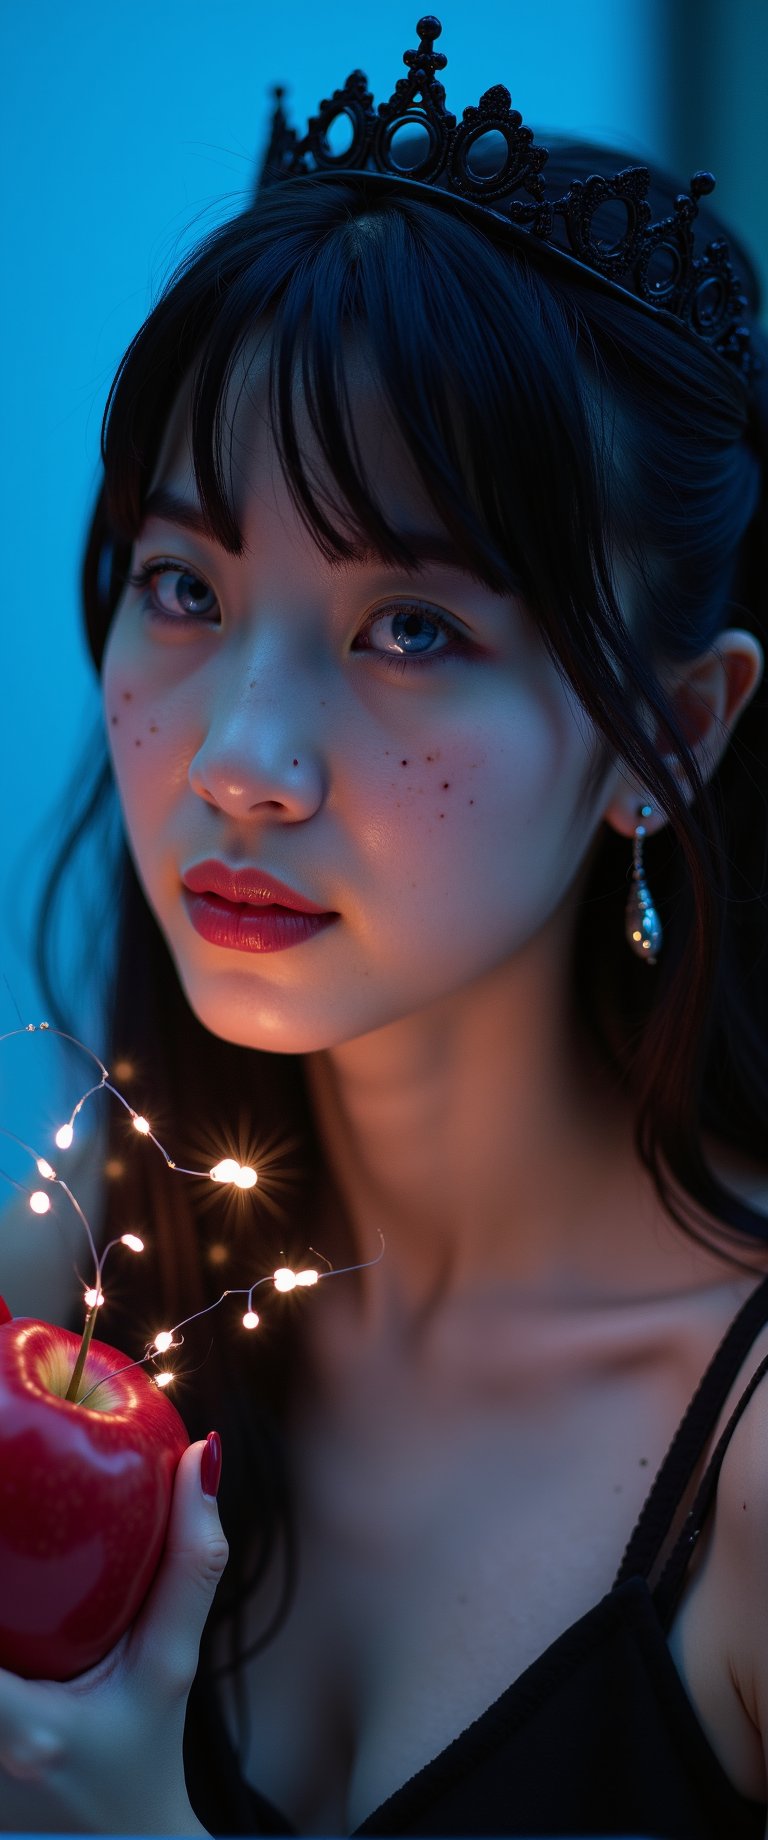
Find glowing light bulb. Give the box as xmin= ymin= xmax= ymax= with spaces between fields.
xmin=29 ymin=1190 xmax=51 ymax=1215
xmin=84 ymin=1287 xmax=105 ymax=1308
xmin=55 ymin=1124 xmax=74 ymax=1149
xmin=153 ymin=1329 xmax=174 ymax=1354
xmin=154 ymin=1371 xmax=173 ymax=1388
xmin=132 ymin=1114 xmax=150 ymax=1135
xmin=121 ymin=1233 xmax=144 ymax=1252
xmin=242 ymin=1309 xmax=260 ymax=1330
xmin=296 ymin=1268 xmax=320 ymax=1287
xmin=36 ymin=1158 xmax=55 ymax=1180
xmin=233 ymin=1165 xmax=258 ymax=1190
xmin=210 ymin=1158 xmax=239 ymax=1183
xmin=273 ymin=1267 xmax=297 ymax=1292
xmin=632 ymin=930 xmax=642 ymax=943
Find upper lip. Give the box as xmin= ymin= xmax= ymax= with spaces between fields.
xmin=181 ymin=860 xmax=333 ymax=914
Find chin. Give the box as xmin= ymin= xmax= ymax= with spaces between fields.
xmin=174 ymin=962 xmax=344 ymax=1056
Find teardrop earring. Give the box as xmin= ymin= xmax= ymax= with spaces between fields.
xmin=625 ymin=803 xmax=663 ymax=965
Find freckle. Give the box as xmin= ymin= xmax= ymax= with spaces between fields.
xmin=439 ymin=812 xmax=445 ymax=819
xmin=293 ymin=759 xmax=298 ymax=767
xmin=134 ymin=738 xmax=142 ymax=747
xmin=425 ymin=755 xmax=434 ymax=763
xmin=249 ymin=680 xmax=256 ymax=689
xmin=743 ymin=1501 xmax=748 ymax=1510
xmin=639 ymin=1458 xmax=648 ymax=1467
xmin=401 ymin=759 xmax=409 ymax=767
xmin=469 ymin=799 xmax=474 ymax=805
xmin=441 ymin=781 xmax=450 ymax=790
xmin=111 ymin=715 xmax=119 ymax=726
xmin=122 ymin=691 xmax=132 ymax=702
xmin=149 ymin=724 xmax=158 ymax=733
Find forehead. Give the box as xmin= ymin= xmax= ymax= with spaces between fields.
xmin=148 ymin=322 xmax=442 ymax=539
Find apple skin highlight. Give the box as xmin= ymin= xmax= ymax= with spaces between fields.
xmin=0 ymin=1310 xmax=189 ymax=1680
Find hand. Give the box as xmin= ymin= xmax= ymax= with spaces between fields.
xmin=0 ymin=1436 xmax=227 ymax=1834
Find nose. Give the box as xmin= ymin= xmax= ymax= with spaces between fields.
xmin=187 ymin=647 xmax=327 ymax=821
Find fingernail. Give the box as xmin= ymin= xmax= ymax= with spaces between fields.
xmin=200 ymin=1430 xmax=222 ymax=1500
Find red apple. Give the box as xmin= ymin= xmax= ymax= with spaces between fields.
xmin=0 ymin=1298 xmax=189 ymax=1680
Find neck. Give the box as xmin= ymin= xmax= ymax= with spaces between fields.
xmin=303 ymin=919 xmax=667 ymax=1338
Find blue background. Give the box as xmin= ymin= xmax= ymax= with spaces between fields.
xmin=1 ymin=0 xmax=766 ymax=1181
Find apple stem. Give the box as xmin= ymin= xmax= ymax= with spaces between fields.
xmin=64 ymin=1300 xmax=100 ymax=1404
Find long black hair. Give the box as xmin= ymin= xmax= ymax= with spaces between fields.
xmin=35 ymin=147 xmax=768 ymax=1719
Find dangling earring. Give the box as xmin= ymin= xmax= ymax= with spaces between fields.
xmin=625 ymin=803 xmax=663 ymax=965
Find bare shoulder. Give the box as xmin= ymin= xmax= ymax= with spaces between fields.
xmin=0 ymin=1126 xmax=108 ymax=1327
xmin=696 ymin=1158 xmax=768 ymax=1791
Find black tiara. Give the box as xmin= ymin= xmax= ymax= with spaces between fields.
xmin=255 ymin=14 xmax=760 ymax=388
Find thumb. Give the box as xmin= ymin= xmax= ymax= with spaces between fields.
xmin=130 ymin=1433 xmax=229 ymax=1693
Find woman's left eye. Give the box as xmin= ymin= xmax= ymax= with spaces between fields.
xmin=355 ymin=603 xmax=472 ymax=672
xmin=126 ymin=562 xmax=219 ymax=624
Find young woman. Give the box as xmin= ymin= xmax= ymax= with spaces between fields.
xmin=2 ymin=19 xmax=768 ymax=1836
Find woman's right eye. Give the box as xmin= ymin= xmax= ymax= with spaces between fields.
xmin=126 ymin=562 xmax=219 ymax=625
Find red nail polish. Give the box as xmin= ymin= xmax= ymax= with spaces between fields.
xmin=200 ymin=1430 xmax=222 ymax=1500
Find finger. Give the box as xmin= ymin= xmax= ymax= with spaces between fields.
xmin=0 ymin=1672 xmax=66 ymax=1781
xmin=129 ymin=1436 xmax=229 ymax=1693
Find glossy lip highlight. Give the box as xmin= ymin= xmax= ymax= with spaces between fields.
xmin=181 ymin=860 xmax=335 ymax=914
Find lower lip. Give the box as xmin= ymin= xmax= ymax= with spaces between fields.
xmin=182 ymin=889 xmax=338 ymax=953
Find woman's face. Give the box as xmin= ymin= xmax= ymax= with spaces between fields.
xmin=102 ymin=333 xmax=620 ymax=1054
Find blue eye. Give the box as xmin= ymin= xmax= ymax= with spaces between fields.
xmin=355 ymin=603 xmax=472 ymax=672
xmin=126 ymin=562 xmax=218 ymax=624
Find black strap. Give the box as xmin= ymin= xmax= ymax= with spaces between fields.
xmin=653 ymin=1347 xmax=768 ymax=1629
xmin=613 ymin=1270 xmax=768 ymax=1588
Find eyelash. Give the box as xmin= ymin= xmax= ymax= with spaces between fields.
xmin=124 ymin=560 xmax=475 ymax=674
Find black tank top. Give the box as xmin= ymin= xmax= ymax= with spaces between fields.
xmin=184 ymin=1273 xmax=768 ymax=1837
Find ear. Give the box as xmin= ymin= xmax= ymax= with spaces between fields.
xmin=603 ymin=628 xmax=764 ymax=840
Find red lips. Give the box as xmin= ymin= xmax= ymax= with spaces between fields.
xmin=181 ymin=861 xmax=332 ymax=914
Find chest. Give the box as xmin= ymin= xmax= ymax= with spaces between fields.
xmin=216 ymin=1326 xmax=754 ymax=1835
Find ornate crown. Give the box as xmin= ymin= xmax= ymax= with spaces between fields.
xmin=255 ymin=14 xmax=760 ymax=387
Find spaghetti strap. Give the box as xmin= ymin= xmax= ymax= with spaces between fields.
xmin=651 ymin=1345 xmax=768 ymax=1629
xmin=614 ymin=1270 xmax=768 ymax=1588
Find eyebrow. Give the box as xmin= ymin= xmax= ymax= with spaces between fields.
xmin=141 ymin=487 xmax=218 ymax=539
xmin=140 ymin=486 xmax=481 ymax=576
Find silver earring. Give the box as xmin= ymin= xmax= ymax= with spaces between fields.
xmin=625 ymin=803 xmax=662 ymax=965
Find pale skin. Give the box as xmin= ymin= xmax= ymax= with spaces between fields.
xmin=1 ymin=327 xmax=767 ymax=1833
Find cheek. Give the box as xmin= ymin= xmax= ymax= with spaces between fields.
xmin=101 ymin=634 xmax=172 ymax=823
xmin=366 ymin=689 xmax=576 ymax=860
xmin=355 ymin=679 xmax=594 ymax=946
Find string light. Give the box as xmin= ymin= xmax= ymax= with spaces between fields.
xmin=0 ymin=1018 xmax=386 ymax=1408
